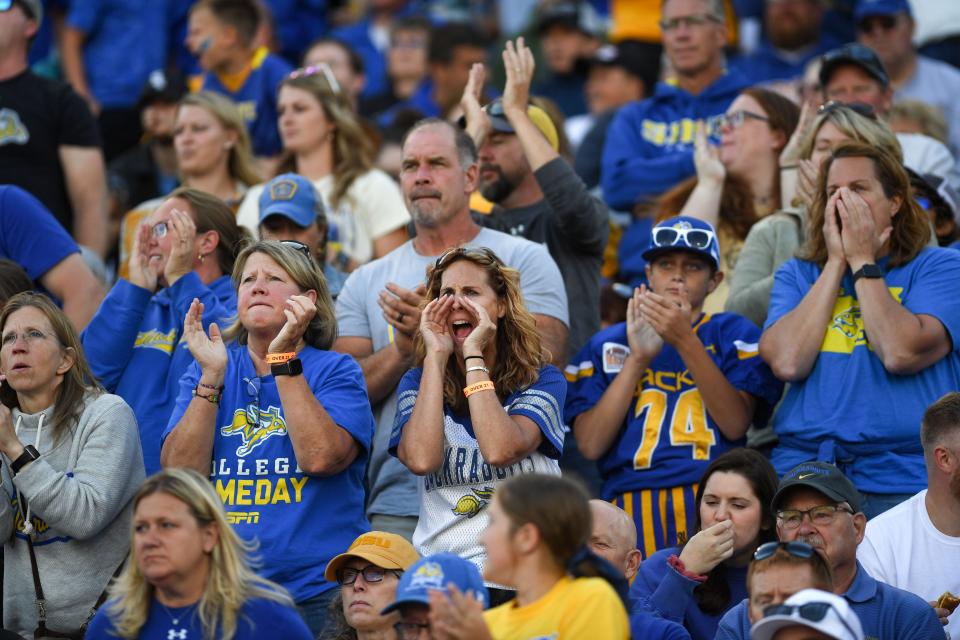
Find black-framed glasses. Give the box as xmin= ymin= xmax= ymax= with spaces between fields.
xmin=754 ymin=541 xmax=816 ymax=561
xmin=279 ymin=239 xmax=313 ymax=261
xmin=336 ymin=565 xmax=402 ymax=586
xmin=776 ymin=504 xmax=853 ymax=530
xmin=434 ymin=246 xmax=501 ymax=270
xmin=652 ymin=226 xmax=716 ymax=250
xmin=719 ymin=110 xmax=770 ymax=129
xmin=659 ymin=13 xmax=722 ymax=31
xmin=817 ymin=100 xmax=878 ymax=121
xmin=395 ymin=621 xmax=430 ymax=640
xmin=762 ymin=602 xmax=859 ymax=639
xmin=287 ymin=63 xmax=341 ymax=94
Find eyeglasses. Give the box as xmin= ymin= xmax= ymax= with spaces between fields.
xmin=1 ymin=329 xmax=58 ymax=348
xmin=651 ymin=226 xmax=716 ymax=250
xmin=434 ymin=246 xmax=501 ymax=270
xmin=762 ymin=602 xmax=860 ymax=639
xmin=395 ymin=621 xmax=430 ymax=640
xmin=817 ymin=100 xmax=878 ymax=120
xmin=336 ymin=565 xmax=402 ymax=586
xmin=659 ymin=13 xmax=722 ymax=31
xmin=719 ymin=110 xmax=770 ymax=129
xmin=288 ymin=63 xmax=341 ymax=95
xmin=776 ymin=504 xmax=853 ymax=530
xmin=151 ymin=221 xmax=168 ymax=239
xmin=858 ymin=15 xmax=898 ymax=34
xmin=280 ymin=239 xmax=313 ymax=261
xmin=754 ymin=541 xmax=816 ymax=561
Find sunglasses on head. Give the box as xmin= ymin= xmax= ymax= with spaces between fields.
xmin=288 ymin=63 xmax=341 ymax=94
xmin=762 ymin=602 xmax=859 ymax=639
xmin=753 ymin=541 xmax=816 ymax=561
xmin=817 ymin=100 xmax=878 ymax=120
xmin=651 ymin=226 xmax=715 ymax=251
xmin=280 ymin=239 xmax=313 ymax=261
xmin=0 ymin=0 xmax=32 ymax=19
xmin=434 ymin=246 xmax=500 ymax=270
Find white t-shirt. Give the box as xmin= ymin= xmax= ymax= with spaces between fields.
xmin=237 ymin=168 xmax=411 ymax=265
xmin=897 ymin=132 xmax=960 ymax=192
xmin=858 ymin=489 xmax=960 ymax=640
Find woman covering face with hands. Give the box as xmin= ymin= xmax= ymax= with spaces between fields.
xmin=760 ymin=141 xmax=960 ymax=518
xmin=160 ymin=240 xmax=375 ymax=636
xmin=82 ymin=188 xmax=247 ymax=475
xmin=390 ymin=247 xmax=565 ymax=602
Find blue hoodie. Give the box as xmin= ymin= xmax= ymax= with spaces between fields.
xmin=601 ymin=71 xmax=750 ymax=211
xmin=82 ymin=272 xmax=236 ymax=474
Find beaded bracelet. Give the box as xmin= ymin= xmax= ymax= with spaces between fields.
xmin=192 ymin=387 xmax=221 ymax=405
xmin=463 ymin=381 xmax=495 ymax=397
xmin=266 ymin=352 xmax=297 ymax=364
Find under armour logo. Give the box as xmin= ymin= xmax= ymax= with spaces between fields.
xmin=168 ymin=629 xmax=188 ymax=640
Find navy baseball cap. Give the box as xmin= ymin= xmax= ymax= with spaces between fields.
xmin=820 ymin=44 xmax=890 ymax=88
xmin=854 ymin=0 xmax=911 ymax=22
xmin=258 ymin=174 xmax=322 ymax=228
xmin=641 ymin=216 xmax=721 ymax=271
xmin=381 ymin=553 xmax=489 ymax=614
xmin=773 ymin=462 xmax=863 ymax=514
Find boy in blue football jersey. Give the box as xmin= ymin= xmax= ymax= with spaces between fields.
xmin=186 ymin=0 xmax=292 ymax=157
xmin=565 ymin=216 xmax=782 ymax=558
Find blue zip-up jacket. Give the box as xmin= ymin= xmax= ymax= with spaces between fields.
xmin=82 ymin=272 xmax=236 ymax=475
xmin=629 ymin=546 xmax=748 ymax=640
xmin=729 ymin=38 xmax=839 ymax=85
xmin=601 ymin=71 xmax=750 ymax=211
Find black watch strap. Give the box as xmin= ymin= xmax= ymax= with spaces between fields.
xmin=852 ymin=263 xmax=883 ymax=283
xmin=11 ymin=445 xmax=40 ymax=475
xmin=271 ymin=357 xmax=303 ymax=377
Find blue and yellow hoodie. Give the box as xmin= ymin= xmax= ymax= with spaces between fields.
xmin=82 ymin=272 xmax=236 ymax=475
xmin=601 ymin=71 xmax=750 ymax=211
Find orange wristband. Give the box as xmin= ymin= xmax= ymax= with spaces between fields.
xmin=464 ymin=381 xmax=495 ymax=398
xmin=266 ymin=352 xmax=296 ymax=364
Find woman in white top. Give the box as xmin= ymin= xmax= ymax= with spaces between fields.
xmin=237 ymin=66 xmax=410 ymax=269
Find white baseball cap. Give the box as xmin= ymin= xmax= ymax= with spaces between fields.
xmin=750 ymin=589 xmax=864 ymax=640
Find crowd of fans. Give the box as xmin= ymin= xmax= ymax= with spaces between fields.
xmin=1 ymin=0 xmax=960 ymax=638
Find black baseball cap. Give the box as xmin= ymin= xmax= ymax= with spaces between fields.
xmin=819 ymin=44 xmax=890 ymax=89
xmin=589 ymin=41 xmax=651 ymax=82
xmin=772 ymin=462 xmax=863 ymax=513
xmin=537 ymin=1 xmax=603 ymax=37
xmin=137 ymin=68 xmax=188 ymax=110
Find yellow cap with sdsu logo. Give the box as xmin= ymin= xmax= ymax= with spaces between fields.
xmin=324 ymin=531 xmax=420 ymax=581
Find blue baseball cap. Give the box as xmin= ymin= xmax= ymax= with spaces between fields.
xmin=854 ymin=0 xmax=911 ymax=22
xmin=258 ymin=173 xmax=322 ymax=228
xmin=381 ymin=553 xmax=489 ymax=614
xmin=773 ymin=461 xmax=863 ymax=514
xmin=641 ymin=216 xmax=721 ymax=271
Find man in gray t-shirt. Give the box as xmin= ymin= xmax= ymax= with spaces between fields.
xmin=334 ymin=119 xmax=568 ymax=537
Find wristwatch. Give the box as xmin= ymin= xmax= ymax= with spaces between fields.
xmin=10 ymin=445 xmax=40 ymax=475
xmin=852 ymin=263 xmax=883 ymax=284
xmin=271 ymin=357 xmax=303 ymax=377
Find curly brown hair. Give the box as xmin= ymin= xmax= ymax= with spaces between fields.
xmin=799 ymin=141 xmax=930 ymax=268
xmin=415 ymin=247 xmax=543 ymax=415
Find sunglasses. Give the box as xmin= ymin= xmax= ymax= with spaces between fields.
xmin=817 ymin=100 xmax=878 ymax=121
xmin=336 ymin=564 xmax=402 ymax=586
xmin=288 ymin=63 xmax=341 ymax=95
xmin=434 ymin=246 xmax=501 ymax=270
xmin=651 ymin=226 xmax=716 ymax=251
xmin=0 ymin=0 xmax=33 ymax=20
xmin=279 ymin=239 xmax=313 ymax=261
xmin=754 ymin=541 xmax=816 ymax=561
xmin=762 ymin=602 xmax=859 ymax=639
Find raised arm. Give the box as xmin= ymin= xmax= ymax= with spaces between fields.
xmin=59 ymin=144 xmax=109 ymax=257
xmin=678 ymin=126 xmax=725 ymax=229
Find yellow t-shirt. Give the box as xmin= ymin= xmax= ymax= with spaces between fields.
xmin=483 ymin=576 xmax=629 ymax=640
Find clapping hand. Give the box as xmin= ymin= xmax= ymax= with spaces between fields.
xmin=379 ymin=283 xmax=426 ymax=359
xmin=128 ymin=218 xmax=162 ymax=292
xmin=183 ymin=298 xmax=227 ymax=385
xmin=163 ymin=208 xmax=199 ymax=287
xmin=626 ymin=285 xmax=664 ymax=362
xmin=501 ymin=37 xmax=534 ymax=120
xmin=638 ymin=285 xmax=695 ymax=347
xmin=693 ymin=123 xmax=725 ymax=186
xmin=460 ymin=63 xmax=491 ymax=145
xmin=268 ymin=294 xmax=317 ymax=355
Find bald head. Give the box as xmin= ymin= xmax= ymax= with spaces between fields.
xmin=589 ymin=500 xmax=641 ymax=580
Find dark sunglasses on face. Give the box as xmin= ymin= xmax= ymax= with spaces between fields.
xmin=336 ymin=564 xmax=402 ymax=586
xmin=762 ymin=602 xmax=860 ymax=639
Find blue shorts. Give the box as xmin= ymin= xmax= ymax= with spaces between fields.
xmin=613 ymin=484 xmax=699 ymax=559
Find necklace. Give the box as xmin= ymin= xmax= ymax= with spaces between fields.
xmin=159 ymin=600 xmax=198 ymax=626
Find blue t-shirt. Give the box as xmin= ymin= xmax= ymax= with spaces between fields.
xmin=714 ymin=562 xmax=944 ymax=640
xmin=764 ymin=249 xmax=960 ymax=493
xmin=163 ymin=344 xmax=374 ymax=602
xmin=0 ymin=184 xmax=78 ymax=283
xmin=565 ymin=314 xmax=783 ymax=499
xmin=66 ymin=0 xmax=168 ymax=108
xmin=194 ymin=48 xmax=292 ymax=156
xmin=85 ymin=596 xmax=313 ymax=640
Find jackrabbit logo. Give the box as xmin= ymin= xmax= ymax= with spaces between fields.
xmin=451 ymin=487 xmax=495 ymax=518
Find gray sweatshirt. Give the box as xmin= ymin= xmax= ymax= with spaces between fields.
xmin=0 ymin=392 xmax=145 ymax=637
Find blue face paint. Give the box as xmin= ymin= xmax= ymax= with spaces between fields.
xmin=197 ymin=37 xmax=212 ymax=54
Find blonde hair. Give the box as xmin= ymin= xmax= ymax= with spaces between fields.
xmin=178 ymin=92 xmax=262 ymax=187
xmin=105 ymin=469 xmax=293 ymax=640
xmin=797 ymin=105 xmax=902 ymax=164
xmin=800 ymin=141 xmax=930 ymax=268
xmin=0 ymin=293 xmax=104 ymax=441
xmin=223 ymin=241 xmax=337 ymax=349
xmin=888 ymin=100 xmax=950 ymax=146
xmin=415 ymin=248 xmax=543 ymax=415
xmin=277 ymin=72 xmax=375 ymax=209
